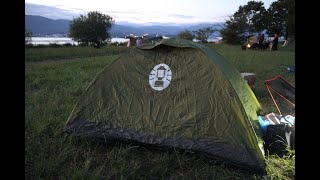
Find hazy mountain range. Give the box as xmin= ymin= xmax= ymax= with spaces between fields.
xmin=25 ymin=15 xmax=224 ymax=37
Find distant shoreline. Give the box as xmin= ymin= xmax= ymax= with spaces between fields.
xmin=30 ymin=37 xmax=129 ymax=45
xmin=30 ymin=37 xmax=223 ymax=45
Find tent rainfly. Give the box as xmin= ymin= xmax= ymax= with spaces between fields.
xmin=63 ymin=38 xmax=266 ymax=174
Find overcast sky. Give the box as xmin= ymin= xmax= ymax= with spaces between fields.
xmin=25 ymin=0 xmax=277 ymax=25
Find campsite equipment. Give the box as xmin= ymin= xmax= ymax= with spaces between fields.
xmin=264 ymin=76 xmax=295 ymax=115
xmin=258 ymin=113 xmax=295 ymax=154
xmin=246 ymin=35 xmax=259 ymax=49
xmin=264 ymin=123 xmax=295 ymax=155
xmin=63 ymin=38 xmax=266 ymax=174
xmin=262 ymin=77 xmax=295 ymax=154
xmin=258 ymin=115 xmax=271 ymax=134
xmin=279 ymin=65 xmax=295 ymax=73
xmin=241 ymin=72 xmax=256 ymax=90
xmin=258 ymin=113 xmax=295 ymax=134
xmin=242 ymin=35 xmax=268 ymax=50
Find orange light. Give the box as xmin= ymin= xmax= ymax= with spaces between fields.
xmin=247 ymin=44 xmax=251 ymax=48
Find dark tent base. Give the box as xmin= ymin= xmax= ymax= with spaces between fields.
xmin=64 ymin=119 xmax=266 ymax=175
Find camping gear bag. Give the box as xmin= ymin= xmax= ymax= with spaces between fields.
xmin=258 ymin=113 xmax=295 ymax=155
xmin=264 ymin=124 xmax=295 ymax=155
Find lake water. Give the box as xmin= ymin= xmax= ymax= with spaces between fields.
xmin=30 ymin=37 xmax=129 ymax=45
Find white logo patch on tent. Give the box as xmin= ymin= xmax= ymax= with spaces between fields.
xmin=149 ymin=63 xmax=172 ymax=91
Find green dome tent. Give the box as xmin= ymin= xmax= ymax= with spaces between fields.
xmin=63 ymin=38 xmax=266 ymax=174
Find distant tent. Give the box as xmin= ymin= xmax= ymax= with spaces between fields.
xmin=63 ymin=38 xmax=266 ymax=174
xmin=243 ymin=35 xmax=260 ymax=49
xmin=249 ymin=35 xmax=259 ymax=44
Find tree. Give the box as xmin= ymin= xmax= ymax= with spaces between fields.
xmin=238 ymin=1 xmax=268 ymax=34
xmin=220 ymin=16 xmax=248 ymax=44
xmin=177 ymin=30 xmax=194 ymax=41
xmin=287 ymin=0 xmax=295 ymax=39
xmin=193 ymin=27 xmax=215 ymax=43
xmin=267 ymin=0 xmax=295 ymax=39
xmin=220 ymin=1 xmax=268 ymax=44
xmin=69 ymin=11 xmax=114 ymax=48
xmin=25 ymin=30 xmax=32 ymax=45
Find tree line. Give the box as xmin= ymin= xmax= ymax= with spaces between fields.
xmin=220 ymin=0 xmax=295 ymax=44
xmin=177 ymin=0 xmax=294 ymax=45
xmin=25 ymin=0 xmax=294 ymax=47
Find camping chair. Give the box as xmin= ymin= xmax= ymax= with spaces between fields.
xmin=263 ymin=76 xmax=295 ymax=153
xmin=264 ymin=76 xmax=295 ymax=116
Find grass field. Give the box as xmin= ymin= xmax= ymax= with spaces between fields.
xmin=25 ymin=43 xmax=295 ymax=179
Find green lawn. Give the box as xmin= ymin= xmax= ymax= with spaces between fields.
xmin=25 ymin=44 xmax=295 ymax=179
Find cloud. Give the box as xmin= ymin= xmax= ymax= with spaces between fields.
xmin=211 ymin=15 xmax=230 ymax=22
xmin=25 ymin=2 xmax=227 ymax=25
xmin=25 ymin=3 xmax=145 ymax=21
xmin=170 ymin=14 xmax=195 ymax=19
xmin=107 ymin=10 xmax=143 ymax=15
xmin=25 ymin=3 xmax=86 ymax=20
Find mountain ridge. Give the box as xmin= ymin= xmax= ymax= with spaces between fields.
xmin=25 ymin=15 xmax=223 ymax=37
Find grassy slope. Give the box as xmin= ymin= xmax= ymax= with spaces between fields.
xmin=25 ymin=44 xmax=295 ymax=179
xmin=25 ymin=46 xmax=128 ymax=62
